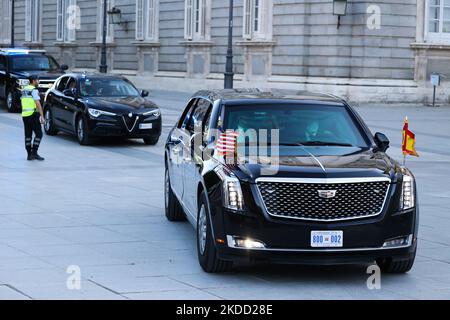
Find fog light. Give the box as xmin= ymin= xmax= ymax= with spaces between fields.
xmin=227 ymin=236 xmax=266 ymax=249
xmin=382 ymin=235 xmax=413 ymax=248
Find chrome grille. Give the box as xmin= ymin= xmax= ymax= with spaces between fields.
xmin=122 ymin=115 xmax=139 ymax=132
xmin=256 ymin=178 xmax=391 ymax=222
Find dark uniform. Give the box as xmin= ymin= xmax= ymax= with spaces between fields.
xmin=21 ymin=80 xmax=44 ymax=161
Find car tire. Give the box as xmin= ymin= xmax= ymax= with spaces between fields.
xmin=6 ymin=89 xmax=19 ymax=113
xmin=143 ymin=136 xmax=159 ymax=145
xmin=376 ymin=247 xmax=416 ymax=274
xmin=76 ymin=116 xmax=91 ymax=146
xmin=164 ymin=167 xmax=185 ymax=221
xmin=44 ymin=107 xmax=58 ymax=136
xmin=197 ymin=191 xmax=233 ymax=273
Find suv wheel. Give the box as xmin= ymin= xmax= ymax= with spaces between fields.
xmin=6 ymin=90 xmax=18 ymax=113
xmin=164 ymin=168 xmax=185 ymax=221
xmin=197 ymin=191 xmax=233 ymax=273
xmin=76 ymin=116 xmax=91 ymax=145
xmin=376 ymin=247 xmax=416 ymax=273
xmin=44 ymin=108 xmax=58 ymax=136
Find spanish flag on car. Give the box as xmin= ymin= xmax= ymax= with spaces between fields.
xmin=402 ymin=117 xmax=419 ymax=157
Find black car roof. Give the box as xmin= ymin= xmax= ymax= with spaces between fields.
xmin=65 ymin=72 xmax=129 ymax=80
xmin=192 ymin=89 xmax=347 ymax=106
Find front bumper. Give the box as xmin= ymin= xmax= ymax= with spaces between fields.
xmin=209 ymin=182 xmax=419 ymax=265
xmin=87 ymin=115 xmax=162 ymax=138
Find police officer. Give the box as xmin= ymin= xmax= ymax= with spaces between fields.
xmin=21 ymin=75 xmax=45 ymax=161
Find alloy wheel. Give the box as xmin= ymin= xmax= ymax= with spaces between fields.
xmin=7 ymin=92 xmax=13 ymax=111
xmin=164 ymin=170 xmax=170 ymax=209
xmin=77 ymin=118 xmax=84 ymax=142
xmin=198 ymin=205 xmax=207 ymax=255
xmin=44 ymin=109 xmax=51 ymax=131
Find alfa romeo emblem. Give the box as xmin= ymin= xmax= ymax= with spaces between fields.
xmin=128 ymin=113 xmax=133 ymax=118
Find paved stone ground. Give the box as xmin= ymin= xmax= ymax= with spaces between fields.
xmin=0 ymin=90 xmax=449 ymax=300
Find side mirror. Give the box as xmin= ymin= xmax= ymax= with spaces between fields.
xmin=141 ymin=90 xmax=149 ymax=97
xmin=63 ymin=88 xmax=77 ymax=98
xmin=374 ymin=132 xmax=390 ymax=153
xmin=61 ymin=64 xmax=69 ymax=71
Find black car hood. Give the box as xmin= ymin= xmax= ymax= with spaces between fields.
xmin=223 ymin=147 xmax=401 ymax=183
xmin=82 ymin=96 xmax=158 ymax=114
xmin=10 ymin=70 xmax=64 ymax=80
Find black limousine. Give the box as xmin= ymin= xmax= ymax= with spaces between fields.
xmin=43 ymin=73 xmax=161 ymax=145
xmin=164 ymin=89 xmax=418 ymax=273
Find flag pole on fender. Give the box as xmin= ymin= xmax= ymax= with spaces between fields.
xmin=402 ymin=116 xmax=419 ymax=166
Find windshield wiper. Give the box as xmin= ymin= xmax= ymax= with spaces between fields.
xmin=258 ymin=141 xmax=354 ymax=147
xmin=278 ymin=141 xmax=353 ymax=147
xmin=299 ymin=141 xmax=354 ymax=147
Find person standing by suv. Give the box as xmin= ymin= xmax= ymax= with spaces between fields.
xmin=21 ymin=75 xmax=45 ymax=161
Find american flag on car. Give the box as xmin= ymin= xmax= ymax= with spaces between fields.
xmin=216 ymin=130 xmax=240 ymax=156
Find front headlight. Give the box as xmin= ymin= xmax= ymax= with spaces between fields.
xmin=400 ymin=173 xmax=415 ymax=210
xmin=88 ymin=108 xmax=116 ymax=118
xmin=143 ymin=109 xmax=161 ymax=117
xmin=214 ymin=165 xmax=245 ymax=211
xmin=17 ymin=79 xmax=30 ymax=87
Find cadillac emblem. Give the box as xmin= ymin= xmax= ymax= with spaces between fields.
xmin=318 ymin=190 xmax=337 ymax=199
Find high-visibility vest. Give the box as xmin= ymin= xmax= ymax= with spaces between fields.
xmin=21 ymin=85 xmax=38 ymax=118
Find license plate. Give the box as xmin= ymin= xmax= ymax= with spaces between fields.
xmin=311 ymin=231 xmax=343 ymax=248
xmin=139 ymin=123 xmax=153 ymax=130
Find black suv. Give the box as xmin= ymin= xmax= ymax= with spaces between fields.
xmin=0 ymin=48 xmax=68 ymax=112
xmin=43 ymin=73 xmax=162 ymax=145
xmin=164 ymin=89 xmax=418 ymax=274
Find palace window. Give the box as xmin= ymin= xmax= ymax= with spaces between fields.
xmin=96 ymin=0 xmax=114 ymax=42
xmin=243 ymin=0 xmax=272 ymax=41
xmin=426 ymin=0 xmax=450 ymax=42
xmin=136 ymin=0 xmax=159 ymax=41
xmin=57 ymin=0 xmax=78 ymax=42
xmin=0 ymin=0 xmax=12 ymax=44
xmin=184 ymin=0 xmax=210 ymax=41
xmin=25 ymin=0 xmax=42 ymax=42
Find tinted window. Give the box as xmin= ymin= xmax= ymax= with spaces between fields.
xmin=10 ymin=55 xmax=59 ymax=72
xmin=56 ymin=77 xmax=69 ymax=92
xmin=186 ymin=99 xmax=212 ymax=133
xmin=224 ymin=104 xmax=369 ymax=148
xmin=66 ymin=78 xmax=77 ymax=90
xmin=79 ymin=78 xmax=140 ymax=97
xmin=178 ymin=99 xmax=197 ymax=129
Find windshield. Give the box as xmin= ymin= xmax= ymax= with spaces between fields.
xmin=223 ymin=104 xmax=369 ymax=148
xmin=10 ymin=55 xmax=60 ymax=72
xmin=79 ymin=78 xmax=140 ymax=97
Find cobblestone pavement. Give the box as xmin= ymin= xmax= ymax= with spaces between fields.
xmin=0 ymin=91 xmax=449 ymax=299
